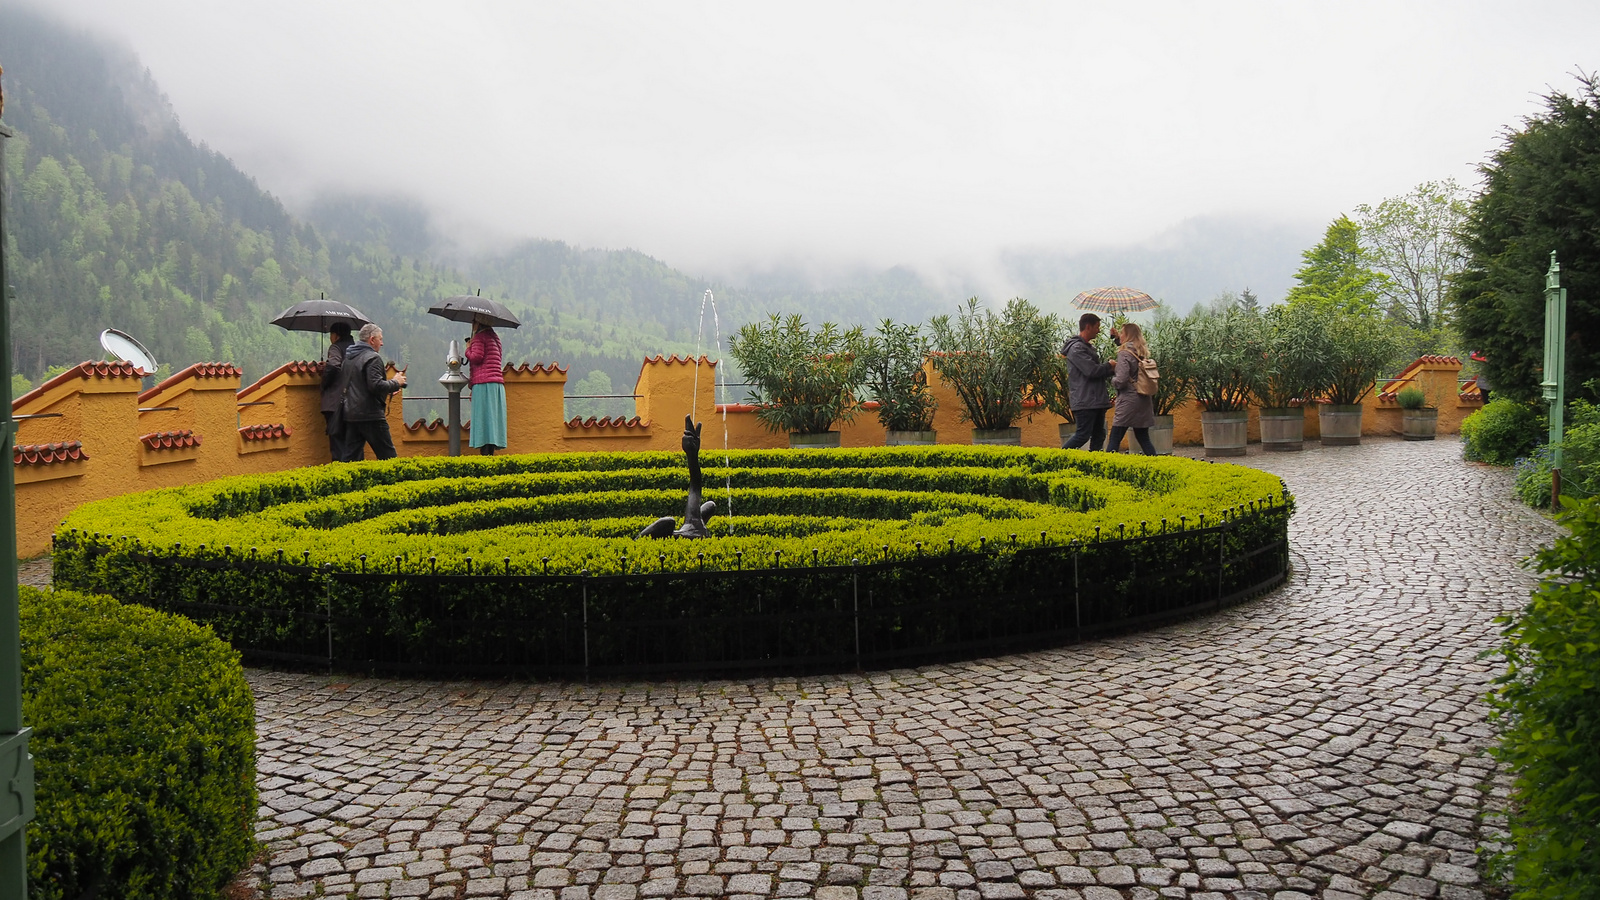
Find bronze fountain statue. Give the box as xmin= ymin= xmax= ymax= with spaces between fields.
xmin=637 ymin=414 xmax=717 ymax=539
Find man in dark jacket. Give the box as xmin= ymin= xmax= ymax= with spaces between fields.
xmin=337 ymin=323 xmax=407 ymax=461
xmin=1060 ymin=313 xmax=1115 ymax=450
xmin=320 ymin=322 xmax=354 ymax=461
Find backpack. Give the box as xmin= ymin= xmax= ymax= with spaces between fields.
xmin=1135 ymin=353 xmax=1159 ymax=396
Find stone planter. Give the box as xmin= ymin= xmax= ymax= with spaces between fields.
xmin=789 ymin=431 xmax=841 ymax=449
xmin=885 ymin=430 xmax=937 ymax=446
xmin=1200 ymin=410 xmax=1248 ymax=457
xmin=1058 ymin=422 xmax=1075 ymax=448
xmin=1401 ymin=408 xmax=1438 ymax=441
xmin=1319 ymin=404 xmax=1363 ymax=446
xmin=1149 ymin=415 xmax=1174 ymax=456
xmin=1259 ymin=407 xmax=1305 ymax=452
xmin=971 ymin=427 xmax=1022 ymax=446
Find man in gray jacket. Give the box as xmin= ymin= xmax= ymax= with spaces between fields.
xmin=1060 ymin=313 xmax=1115 ymax=450
xmin=336 ymin=323 xmax=408 ymax=461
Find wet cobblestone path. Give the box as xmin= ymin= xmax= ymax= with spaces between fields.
xmin=240 ymin=438 xmax=1556 ymax=900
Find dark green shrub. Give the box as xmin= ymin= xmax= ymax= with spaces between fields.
xmin=1462 ymin=397 xmax=1544 ymax=466
xmin=1488 ymin=497 xmax=1600 ymax=897
xmin=21 ymin=587 xmax=256 ymax=900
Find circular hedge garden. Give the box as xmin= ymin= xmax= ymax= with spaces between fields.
xmin=53 ymin=446 xmax=1291 ymax=676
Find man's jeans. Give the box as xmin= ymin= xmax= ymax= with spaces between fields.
xmin=1062 ymin=408 xmax=1107 ymax=451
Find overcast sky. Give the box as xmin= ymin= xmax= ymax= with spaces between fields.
xmin=27 ymin=0 xmax=1600 ymax=282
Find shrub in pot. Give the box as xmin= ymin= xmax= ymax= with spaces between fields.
xmin=730 ymin=314 xmax=864 ymax=448
xmin=1396 ymin=386 xmax=1438 ymax=440
xmin=1317 ymin=311 xmax=1405 ymax=446
xmin=1257 ymin=303 xmax=1330 ymax=452
xmin=1186 ymin=305 xmax=1265 ymax=457
xmin=858 ymin=319 xmax=938 ymax=445
xmin=1144 ymin=310 xmax=1196 ymax=455
xmin=928 ymin=297 xmax=1060 ymax=446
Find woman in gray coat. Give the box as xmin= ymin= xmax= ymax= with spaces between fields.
xmin=1107 ymin=322 xmax=1157 ymax=455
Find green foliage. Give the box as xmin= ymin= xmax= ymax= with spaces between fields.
xmin=1463 ymin=398 xmax=1545 ymax=466
xmin=21 ymin=586 xmax=256 ymax=900
xmin=1455 ymin=74 xmax=1600 ymax=402
xmin=928 ymin=298 xmax=1060 ymax=431
xmin=1395 ymin=387 xmax=1426 ymax=409
xmin=729 ymin=315 xmax=864 ymax=435
xmin=1355 ymin=179 xmax=1470 ymax=333
xmin=1487 ymin=497 xmax=1600 ymax=898
xmin=1285 ymin=215 xmax=1387 ymax=316
xmin=53 ymin=448 xmax=1289 ymax=674
xmin=857 ymin=319 xmax=937 ymax=432
xmin=1257 ymin=303 xmax=1330 ymax=409
xmin=54 ymin=446 xmax=1286 ymax=579
xmin=1514 ymin=398 xmax=1600 ymax=507
xmin=1144 ymin=309 xmax=1196 ymax=417
xmin=1184 ymin=304 xmax=1264 ymax=412
xmin=566 ymin=369 xmax=633 ymax=421
xmin=11 ymin=373 xmax=31 ymax=398
xmin=1320 ymin=311 xmax=1406 ymax=406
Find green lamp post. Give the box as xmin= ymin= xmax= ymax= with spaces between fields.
xmin=0 ymin=91 xmax=36 ymax=895
xmin=1541 ymin=251 xmax=1568 ymax=509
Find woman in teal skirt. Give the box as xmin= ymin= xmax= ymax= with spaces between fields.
xmin=465 ymin=319 xmax=507 ymax=454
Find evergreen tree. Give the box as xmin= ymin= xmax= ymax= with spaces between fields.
xmin=1455 ymin=74 xmax=1600 ymax=402
xmin=1285 ymin=216 xmax=1386 ymax=316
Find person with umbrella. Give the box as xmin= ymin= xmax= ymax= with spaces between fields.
xmin=320 ymin=322 xmax=355 ymax=460
xmin=337 ymin=323 xmax=408 ymax=460
xmin=1063 ymin=287 xmax=1159 ymax=452
xmin=465 ymin=317 xmax=507 ymax=454
xmin=428 ymin=292 xmax=521 ymax=455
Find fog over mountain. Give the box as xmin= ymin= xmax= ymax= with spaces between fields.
xmin=19 ymin=0 xmax=1600 ymax=316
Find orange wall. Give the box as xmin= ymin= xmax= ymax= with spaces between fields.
xmin=11 ymin=353 xmax=1478 ymax=559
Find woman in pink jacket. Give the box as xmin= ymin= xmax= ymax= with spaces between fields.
xmin=465 ymin=319 xmax=507 ymax=454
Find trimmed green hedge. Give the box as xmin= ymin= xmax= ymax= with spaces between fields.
xmin=52 ymin=447 xmax=1291 ymax=675
xmin=1488 ymin=497 xmax=1600 ymax=897
xmin=21 ymin=587 xmax=257 ymax=900
xmin=55 ymin=447 xmax=1279 ymax=575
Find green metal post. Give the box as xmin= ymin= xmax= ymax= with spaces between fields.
xmin=1542 ymin=251 xmax=1568 ymax=508
xmin=0 ymin=107 xmax=35 ymax=895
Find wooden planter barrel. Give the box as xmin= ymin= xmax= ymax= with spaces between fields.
xmin=971 ymin=427 xmax=1022 ymax=446
xmin=788 ymin=431 xmax=841 ymax=449
xmin=1319 ymin=404 xmax=1363 ymax=446
xmin=1201 ymin=410 xmax=1248 ymax=457
xmin=1259 ymin=408 xmax=1305 ymax=452
xmin=1149 ymin=415 xmax=1175 ymax=455
xmin=1401 ymin=408 xmax=1438 ymax=441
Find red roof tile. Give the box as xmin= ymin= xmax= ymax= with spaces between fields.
xmin=139 ymin=429 xmax=202 ymax=450
xmin=640 ymin=354 xmax=717 ymax=367
xmin=239 ymin=423 xmax=292 ymax=441
xmin=403 ymin=418 xmax=470 ymax=434
xmin=566 ymin=415 xmax=645 ymax=429
xmin=12 ymin=360 xmax=144 ymax=410
xmin=140 ymin=362 xmax=244 ymax=402
xmin=14 ymin=440 xmax=89 ymax=466
xmin=504 ymin=362 xmax=567 ymax=376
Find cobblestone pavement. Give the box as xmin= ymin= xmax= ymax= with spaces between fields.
xmin=239 ymin=437 xmax=1555 ymax=900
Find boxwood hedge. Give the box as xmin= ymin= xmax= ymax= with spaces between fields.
xmin=53 ymin=446 xmax=1291 ymax=675
xmin=21 ymin=586 xmax=256 ymax=900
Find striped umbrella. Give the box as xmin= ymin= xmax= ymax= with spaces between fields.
xmin=1071 ymin=286 xmax=1158 ymax=314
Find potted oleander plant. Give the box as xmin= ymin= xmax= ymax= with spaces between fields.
xmin=1144 ymin=310 xmax=1194 ymax=454
xmin=1317 ymin=311 xmax=1404 ymax=446
xmin=729 ymin=314 xmax=864 ymax=448
xmin=1256 ymin=303 xmax=1330 ymax=452
xmin=928 ymin=297 xmax=1059 ymax=446
xmin=1186 ymin=304 xmax=1265 ymax=457
xmin=1396 ymin=386 xmax=1439 ymax=440
xmin=858 ymin=319 xmax=938 ymax=445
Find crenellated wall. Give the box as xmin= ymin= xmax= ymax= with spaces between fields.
xmin=10 ymin=353 xmax=1480 ymax=558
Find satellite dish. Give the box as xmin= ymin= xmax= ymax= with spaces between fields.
xmin=99 ymin=328 xmax=158 ymax=374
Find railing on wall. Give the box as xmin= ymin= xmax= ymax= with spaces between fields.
xmin=54 ymin=506 xmax=1289 ymax=679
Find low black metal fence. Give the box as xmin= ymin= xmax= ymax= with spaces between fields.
xmin=54 ymin=507 xmax=1289 ymax=678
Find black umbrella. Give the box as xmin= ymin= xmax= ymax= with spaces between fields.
xmin=427 ymin=294 xmax=522 ymax=329
xmin=270 ymin=297 xmax=373 ymax=332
